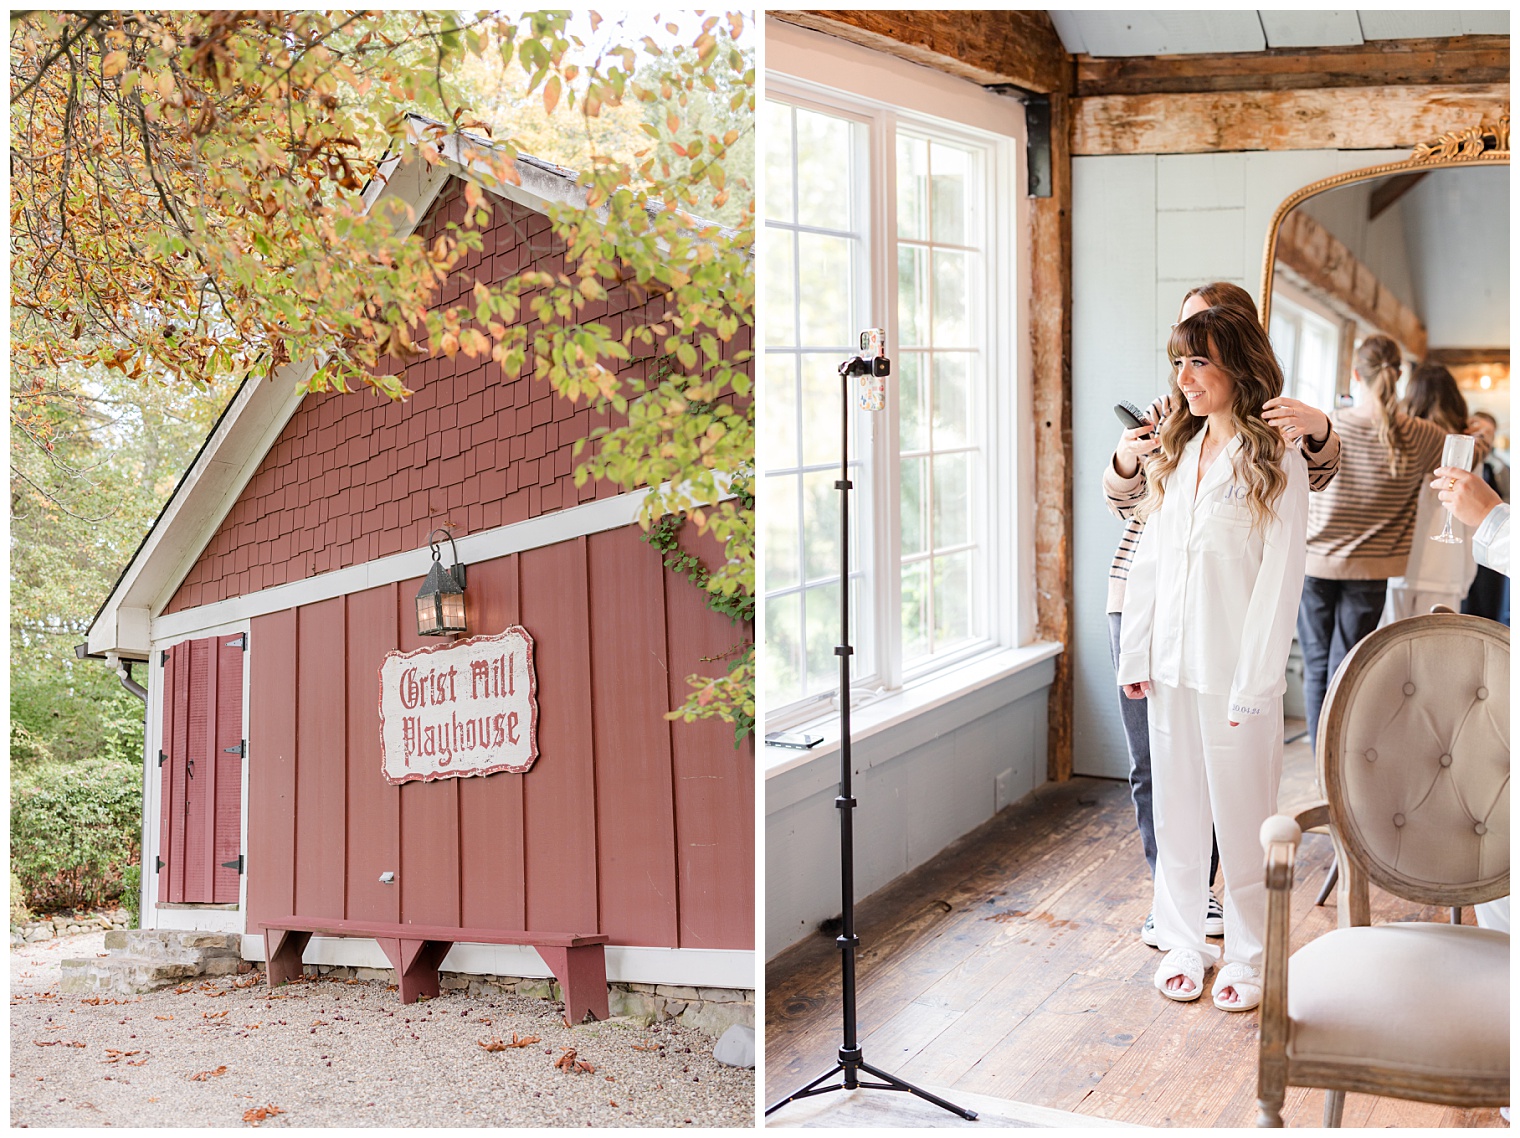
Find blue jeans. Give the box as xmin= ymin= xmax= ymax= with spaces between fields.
xmin=1109 ymin=612 xmax=1218 ymax=884
xmin=1296 ymin=576 xmax=1388 ymax=747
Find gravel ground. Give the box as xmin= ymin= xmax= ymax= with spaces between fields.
xmin=11 ymin=931 xmax=755 ymax=1128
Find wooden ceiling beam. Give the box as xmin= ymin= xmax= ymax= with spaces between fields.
xmin=1075 ymin=35 xmax=1509 ymax=97
xmin=768 ymin=10 xmax=1072 ymax=95
xmin=1368 ymin=172 xmax=1429 ymax=221
xmin=1073 ymin=83 xmax=1511 ymax=156
xmin=1425 ymin=347 xmax=1510 ymax=367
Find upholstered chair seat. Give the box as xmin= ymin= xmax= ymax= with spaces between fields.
xmin=1256 ymin=614 xmax=1508 ymax=1127
xmin=1287 ymin=923 xmax=1508 ymax=1080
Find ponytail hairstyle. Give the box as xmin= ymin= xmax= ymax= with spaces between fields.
xmin=1355 ymin=335 xmax=1405 ymax=475
xmin=1143 ymin=305 xmax=1288 ymax=532
xmin=1403 ymin=360 xmax=1468 ymax=435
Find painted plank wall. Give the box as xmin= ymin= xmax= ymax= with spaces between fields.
xmin=765 ymin=660 xmax=1052 ymax=957
xmin=245 ymin=524 xmax=754 ymax=952
xmin=1069 ymin=147 xmax=1407 ymax=780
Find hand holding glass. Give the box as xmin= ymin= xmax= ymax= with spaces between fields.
xmin=1432 ymin=433 xmax=1477 ymax=544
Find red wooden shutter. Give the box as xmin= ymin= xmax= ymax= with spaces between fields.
xmin=157 ymin=634 xmax=245 ymax=905
xmin=212 ymin=635 xmax=245 ymax=902
xmin=183 ymin=638 xmax=212 ymax=901
xmin=157 ymin=644 xmax=184 ymax=902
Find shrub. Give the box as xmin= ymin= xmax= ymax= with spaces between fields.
xmin=11 ymin=875 xmax=31 ymax=929
xmin=11 ymin=758 xmax=141 ymax=913
xmin=120 ymin=863 xmax=142 ymax=929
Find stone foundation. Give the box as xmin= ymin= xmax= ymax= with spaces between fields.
xmin=301 ymin=963 xmax=754 ymax=1036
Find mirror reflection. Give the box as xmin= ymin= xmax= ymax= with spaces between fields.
xmin=1268 ymin=165 xmax=1510 ymax=450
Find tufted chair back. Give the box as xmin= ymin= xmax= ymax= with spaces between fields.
xmin=1318 ymin=612 xmax=1509 ymax=910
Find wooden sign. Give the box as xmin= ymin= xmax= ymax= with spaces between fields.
xmin=378 ymin=627 xmax=539 ymax=784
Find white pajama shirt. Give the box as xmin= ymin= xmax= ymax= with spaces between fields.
xmin=1118 ymin=430 xmax=1309 ymax=966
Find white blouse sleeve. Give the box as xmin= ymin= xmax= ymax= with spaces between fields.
xmin=1229 ymin=453 xmax=1310 ymax=719
xmin=1117 ymin=505 xmax=1160 ymax=687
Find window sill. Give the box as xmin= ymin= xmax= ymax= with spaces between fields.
xmin=763 ymin=640 xmax=1063 ymax=779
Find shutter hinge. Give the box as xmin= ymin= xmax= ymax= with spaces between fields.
xmin=226 ymin=634 xmax=247 ymax=651
xmin=160 ymin=650 xmax=168 ymax=666
xmin=223 ymin=739 xmax=246 ymax=757
xmin=158 ymin=750 xmax=168 ymax=767
xmin=221 ymin=854 xmax=245 ymax=874
xmin=155 ymin=856 xmax=165 ymax=872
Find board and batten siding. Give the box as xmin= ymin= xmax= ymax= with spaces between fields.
xmin=243 ymin=523 xmax=754 ymax=952
xmin=1070 ymin=147 xmax=1406 ymax=780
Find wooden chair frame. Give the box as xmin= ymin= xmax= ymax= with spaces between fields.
xmin=1257 ymin=614 xmax=1509 ymax=1127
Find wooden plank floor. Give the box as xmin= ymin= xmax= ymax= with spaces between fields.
xmin=764 ymin=724 xmax=1506 ymax=1128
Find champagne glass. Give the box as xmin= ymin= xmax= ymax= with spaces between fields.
xmin=1432 ymin=433 xmax=1477 ymax=544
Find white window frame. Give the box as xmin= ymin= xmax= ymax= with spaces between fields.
xmin=1269 ymin=279 xmax=1347 ymax=412
xmin=761 ymin=19 xmax=1032 ymax=736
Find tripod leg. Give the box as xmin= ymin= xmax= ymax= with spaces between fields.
xmin=763 ymin=1063 xmax=846 ymax=1116
xmin=857 ymin=1059 xmax=979 ymax=1121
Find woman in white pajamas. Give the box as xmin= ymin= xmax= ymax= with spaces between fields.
xmin=1117 ymin=304 xmax=1309 ymax=1011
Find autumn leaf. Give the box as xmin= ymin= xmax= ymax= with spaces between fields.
xmin=243 ymin=1104 xmax=285 ymax=1125
xmin=189 ymin=1066 xmax=229 ymax=1081
xmin=478 ymin=1037 xmax=507 ymax=1052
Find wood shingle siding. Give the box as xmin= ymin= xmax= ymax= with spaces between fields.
xmin=165 ymin=179 xmax=665 ymax=614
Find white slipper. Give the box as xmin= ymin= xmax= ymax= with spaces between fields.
xmin=1154 ymin=948 xmax=1205 ymax=1002
xmin=1212 ymin=961 xmax=1262 ymax=1012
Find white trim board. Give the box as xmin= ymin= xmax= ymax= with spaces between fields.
xmin=153 ymin=487 xmax=652 ymax=641
xmin=238 ymin=936 xmax=755 ymax=992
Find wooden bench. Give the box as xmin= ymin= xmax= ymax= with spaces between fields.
xmin=259 ymin=918 xmax=610 ymax=1023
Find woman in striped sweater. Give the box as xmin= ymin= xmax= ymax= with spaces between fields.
xmin=1297 ymin=334 xmax=1446 ymax=747
xmin=1103 ymin=281 xmax=1341 ymax=948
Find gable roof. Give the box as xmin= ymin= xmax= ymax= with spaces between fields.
xmin=85 ymin=116 xmax=588 ymax=661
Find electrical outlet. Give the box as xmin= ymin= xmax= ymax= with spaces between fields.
xmin=995 ymin=767 xmax=1014 ymax=814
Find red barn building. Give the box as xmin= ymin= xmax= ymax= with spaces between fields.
xmin=84 ymin=123 xmax=754 ymax=1029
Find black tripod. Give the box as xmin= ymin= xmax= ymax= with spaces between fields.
xmin=765 ymin=345 xmax=977 ymax=1122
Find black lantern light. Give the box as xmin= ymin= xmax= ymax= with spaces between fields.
xmin=415 ymin=529 xmax=467 ymax=636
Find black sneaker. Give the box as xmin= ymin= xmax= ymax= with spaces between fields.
xmin=1205 ymin=895 xmax=1225 ymax=937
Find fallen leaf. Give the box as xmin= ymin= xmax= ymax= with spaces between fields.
xmin=509 ymin=1033 xmax=539 ymax=1048
xmin=203 ymin=1010 xmax=228 ymax=1020
xmin=189 ymin=1065 xmax=228 ymax=1081
xmin=478 ymin=1038 xmax=507 ymax=1052
xmin=127 ymin=1060 xmax=148 ymax=1067
xmin=33 ymin=1040 xmax=59 ymax=1047
xmin=174 ymin=985 xmax=195 ymax=994
xmin=101 ymin=1050 xmax=141 ymax=1065
xmin=243 ymin=1103 xmax=285 ymax=1125
xmin=155 ymin=1015 xmax=174 ymax=1021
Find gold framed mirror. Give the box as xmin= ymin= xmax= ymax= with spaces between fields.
xmin=1259 ymin=115 xmax=1509 ymax=425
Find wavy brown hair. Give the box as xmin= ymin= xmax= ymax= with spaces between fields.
xmin=1179 ymin=281 xmax=1258 ymax=322
xmin=1142 ymin=305 xmax=1288 ymax=531
xmin=1354 ymin=335 xmax=1405 ymax=474
xmin=1403 ymin=360 xmax=1468 ymax=434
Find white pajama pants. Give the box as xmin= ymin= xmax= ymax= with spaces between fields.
xmin=1148 ymin=682 xmax=1282 ymax=967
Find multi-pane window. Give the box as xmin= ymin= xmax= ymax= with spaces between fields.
xmin=1270 ymin=292 xmax=1343 ymax=411
xmin=895 ymin=134 xmax=985 ymax=669
xmin=762 ymin=81 xmax=1015 ymax=724
xmin=761 ymin=100 xmax=871 ymax=714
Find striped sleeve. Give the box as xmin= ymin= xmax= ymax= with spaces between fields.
xmin=1303 ymin=425 xmax=1341 ymax=493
